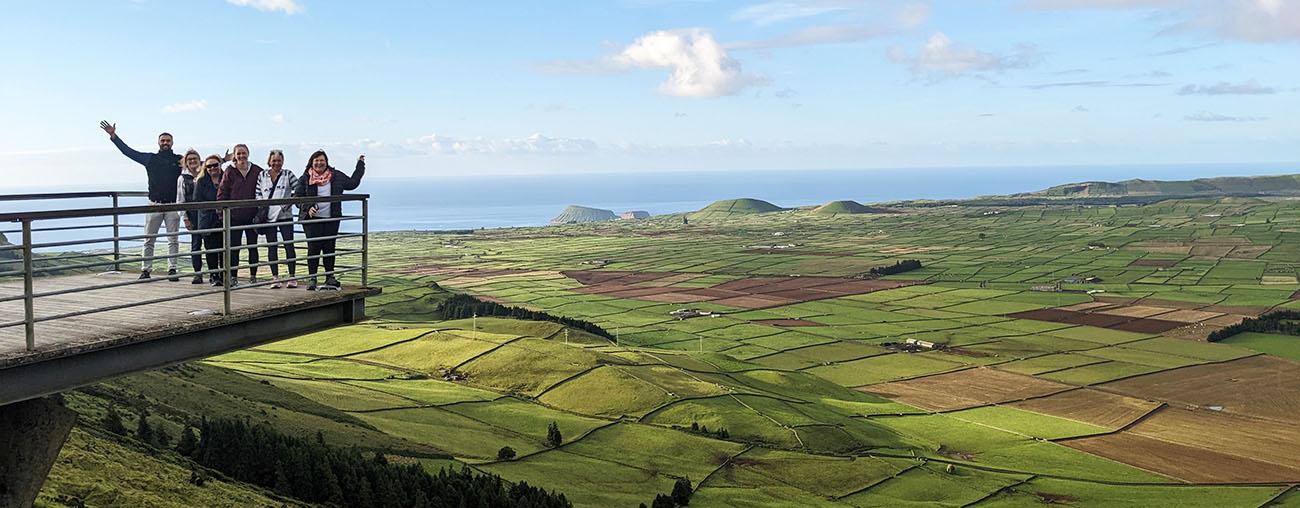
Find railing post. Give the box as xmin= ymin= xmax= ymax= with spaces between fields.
xmin=222 ymin=207 xmax=232 ymax=315
xmin=111 ymin=192 xmax=121 ymax=272
xmin=362 ymin=197 xmax=369 ymax=287
xmin=22 ymin=219 xmax=35 ymax=351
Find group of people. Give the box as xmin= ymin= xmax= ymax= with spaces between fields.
xmin=100 ymin=121 xmax=366 ymax=291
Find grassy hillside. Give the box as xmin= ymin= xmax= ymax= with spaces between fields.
xmin=40 ymin=193 xmax=1300 ymax=507
xmin=812 ymin=200 xmax=895 ymax=215
xmin=690 ymin=198 xmax=784 ymax=220
xmin=1012 ymin=173 xmax=1300 ymax=198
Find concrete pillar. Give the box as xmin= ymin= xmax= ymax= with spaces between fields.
xmin=0 ymin=397 xmax=77 ymax=508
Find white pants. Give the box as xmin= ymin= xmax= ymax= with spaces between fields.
xmin=142 ymin=207 xmax=181 ymax=272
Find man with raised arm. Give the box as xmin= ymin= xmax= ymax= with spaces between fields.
xmin=99 ymin=120 xmax=183 ymax=281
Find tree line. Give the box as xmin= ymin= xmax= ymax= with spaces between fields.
xmin=436 ymin=294 xmax=614 ymax=341
xmin=1207 ymin=310 xmax=1300 ymax=342
xmin=867 ymin=259 xmax=923 ymax=277
xmin=183 ymin=416 xmax=572 ymax=508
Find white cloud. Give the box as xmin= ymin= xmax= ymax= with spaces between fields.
xmin=1024 ymin=0 xmax=1300 ymax=42
xmin=1185 ymin=111 xmax=1267 ymax=122
xmin=732 ymin=1 xmax=859 ymax=26
xmin=225 ymin=0 xmax=302 ymax=14
xmin=270 ymin=113 xmax=287 ymax=124
xmin=1178 ymin=80 xmax=1276 ymax=95
xmin=728 ymin=2 xmax=929 ymax=49
xmin=539 ymin=29 xmax=764 ymax=98
xmin=1180 ymin=0 xmax=1300 ymax=43
xmin=419 ymin=133 xmax=598 ymax=155
xmin=888 ymin=33 xmax=1039 ymax=80
xmin=1020 ymin=0 xmax=1180 ymax=9
xmin=613 ymin=29 xmax=767 ymax=97
xmin=161 ymin=99 xmax=207 ymax=114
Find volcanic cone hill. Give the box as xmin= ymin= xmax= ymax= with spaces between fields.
xmin=812 ymin=200 xmax=897 ymax=215
xmin=551 ymin=205 xmax=617 ymax=224
xmin=689 ymin=198 xmax=784 ymax=220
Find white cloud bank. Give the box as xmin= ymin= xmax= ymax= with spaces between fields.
xmin=225 ymin=0 xmax=302 ymax=15
xmin=1022 ymin=0 xmax=1300 ymax=42
xmin=543 ymin=29 xmax=766 ymax=98
xmin=888 ymin=33 xmax=1038 ymax=80
xmin=161 ymin=100 xmax=208 ymax=114
xmin=419 ymin=133 xmax=598 ymax=155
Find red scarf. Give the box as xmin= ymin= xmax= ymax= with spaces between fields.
xmin=308 ymin=167 xmax=333 ymax=186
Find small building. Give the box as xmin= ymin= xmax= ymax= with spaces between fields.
xmin=670 ymin=308 xmax=715 ymax=320
xmin=621 ymin=211 xmax=650 ymax=220
xmin=1030 ymin=285 xmax=1061 ymax=292
xmin=903 ymin=338 xmax=937 ymax=349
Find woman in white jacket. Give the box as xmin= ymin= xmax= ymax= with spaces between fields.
xmin=256 ymin=150 xmax=299 ymax=288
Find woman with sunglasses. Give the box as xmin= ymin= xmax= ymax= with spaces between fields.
xmin=176 ymin=149 xmax=205 ymax=284
xmin=293 ymin=150 xmax=365 ymax=290
xmin=192 ymin=155 xmax=227 ymax=286
xmin=256 ymin=150 xmax=299 ymax=288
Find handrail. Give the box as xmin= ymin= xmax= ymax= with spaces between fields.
xmin=0 ymin=194 xmax=370 ymax=222
xmin=0 ymin=190 xmax=148 ymax=202
xmin=1 ymin=192 xmax=371 ymax=352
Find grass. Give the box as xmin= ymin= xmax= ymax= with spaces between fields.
xmin=977 ymin=477 xmax=1286 ymax=507
xmin=806 ymin=354 xmax=965 ymax=387
xmin=1220 ymin=332 xmax=1300 ymax=361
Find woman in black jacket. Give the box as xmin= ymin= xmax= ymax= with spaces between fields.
xmin=293 ymin=150 xmax=365 ymax=290
xmin=193 ymin=155 xmax=227 ymax=286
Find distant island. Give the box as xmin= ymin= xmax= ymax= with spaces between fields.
xmin=551 ymin=205 xmax=618 ymax=224
xmin=1010 ymin=174 xmax=1300 ymax=198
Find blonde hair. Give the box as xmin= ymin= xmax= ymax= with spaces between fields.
xmin=199 ymin=154 xmax=223 ymax=180
xmin=181 ymin=149 xmax=201 ymax=173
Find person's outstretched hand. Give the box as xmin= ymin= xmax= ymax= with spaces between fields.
xmin=356 ymin=154 xmax=366 ymax=170
xmin=99 ymin=120 xmax=116 ymax=138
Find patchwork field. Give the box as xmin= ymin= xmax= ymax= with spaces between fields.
xmin=45 ymin=196 xmax=1300 ymax=507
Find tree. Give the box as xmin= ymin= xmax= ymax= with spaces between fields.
xmin=672 ymin=477 xmax=693 ymax=505
xmin=135 ymin=408 xmax=153 ymax=444
xmin=176 ymin=426 xmax=199 ymax=457
xmin=651 ymin=493 xmax=676 ymax=508
xmin=102 ymin=404 xmax=127 ymax=435
xmin=546 ymin=422 xmax=563 ymax=448
xmin=497 ymin=446 xmax=517 ymax=461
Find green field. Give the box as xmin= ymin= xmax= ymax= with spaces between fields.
xmin=41 ymin=196 xmax=1300 ymax=507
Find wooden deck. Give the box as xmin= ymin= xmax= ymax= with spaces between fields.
xmin=0 ymin=271 xmax=373 ymax=369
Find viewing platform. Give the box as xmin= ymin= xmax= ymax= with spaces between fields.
xmin=0 ymin=191 xmax=379 ymax=406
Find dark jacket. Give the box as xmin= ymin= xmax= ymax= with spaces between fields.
xmin=293 ymin=160 xmax=366 ymax=221
xmin=111 ymin=136 xmax=181 ymax=203
xmin=177 ymin=173 xmax=198 ymax=227
xmin=193 ymin=172 xmax=222 ymax=231
xmin=217 ymin=163 xmax=264 ymax=225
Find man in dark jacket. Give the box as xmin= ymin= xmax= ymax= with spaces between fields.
xmin=100 ymin=120 xmax=182 ymax=281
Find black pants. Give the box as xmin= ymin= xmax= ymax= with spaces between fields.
xmin=227 ymin=222 xmax=259 ymax=279
xmin=304 ymin=220 xmax=340 ymax=278
xmin=260 ymin=221 xmax=297 ymax=277
xmin=189 ymin=231 xmax=206 ymax=273
xmin=205 ymin=231 xmax=223 ymax=280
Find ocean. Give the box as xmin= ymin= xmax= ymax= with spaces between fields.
xmin=3 ymin=163 xmax=1296 ymax=251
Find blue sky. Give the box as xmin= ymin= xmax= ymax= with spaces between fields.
xmin=0 ymin=0 xmax=1296 ymax=188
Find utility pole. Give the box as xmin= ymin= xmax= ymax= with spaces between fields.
xmin=565 ymin=328 xmax=570 ymax=344
xmin=472 ymin=313 xmax=477 ymax=338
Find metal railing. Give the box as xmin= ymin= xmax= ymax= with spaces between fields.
xmin=0 ymin=192 xmax=370 ymax=352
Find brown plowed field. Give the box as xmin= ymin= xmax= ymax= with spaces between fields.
xmin=1008 ymin=389 xmax=1160 ymax=429
xmin=1060 ymin=302 xmax=1116 ymax=312
xmin=1096 ymin=305 xmax=1172 ymax=318
xmin=859 ymin=368 xmax=1072 ymax=411
xmin=1108 ymin=318 xmax=1184 ymax=334
xmin=1101 ymin=355 xmax=1300 ymax=422
xmin=1125 ymin=407 xmax=1300 ymax=470
xmin=1156 ymin=309 xmax=1224 ymax=323
xmin=712 ymin=295 xmax=797 ymax=309
xmin=1202 ymin=314 xmax=1250 ymax=327
xmin=1062 ymin=432 xmax=1300 ymax=483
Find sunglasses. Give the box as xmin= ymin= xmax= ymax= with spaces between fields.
xmin=204 ymin=164 xmax=219 ymax=169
